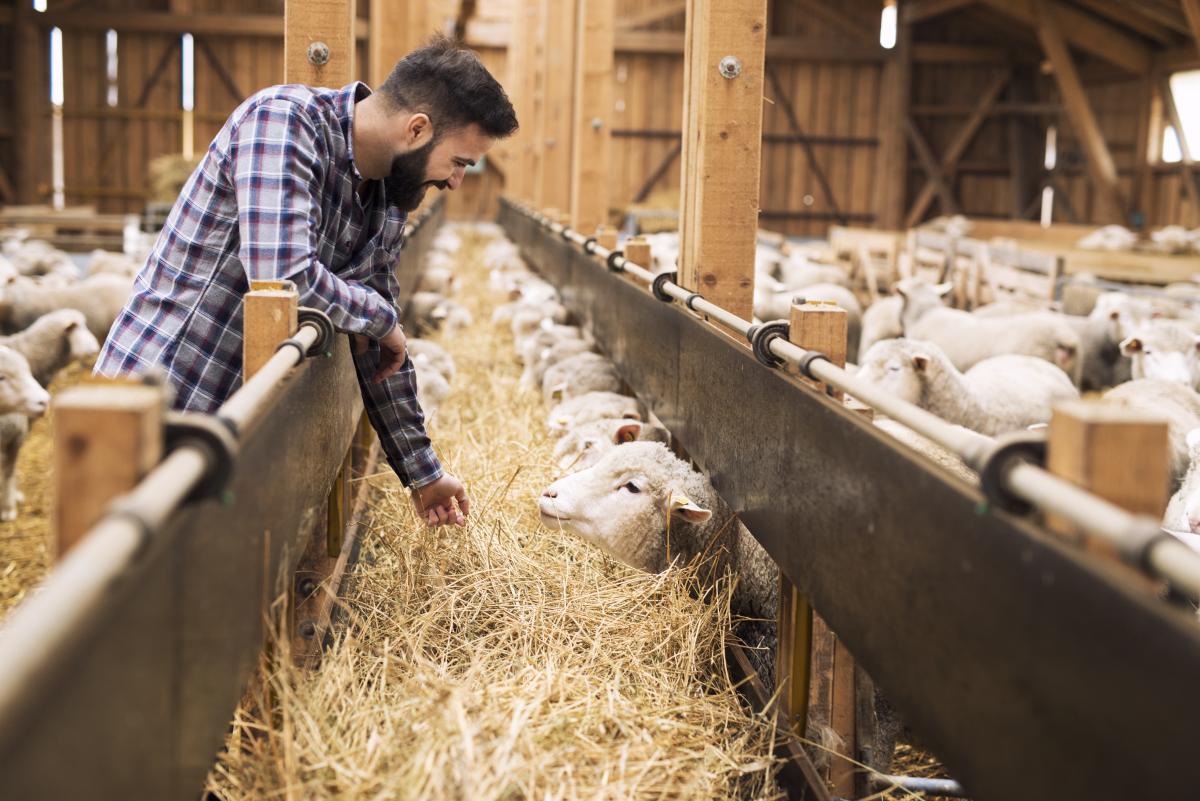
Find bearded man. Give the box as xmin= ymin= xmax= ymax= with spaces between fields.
xmin=95 ymin=35 xmax=517 ymax=527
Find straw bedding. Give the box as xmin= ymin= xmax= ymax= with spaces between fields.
xmin=206 ymin=225 xmax=784 ymax=800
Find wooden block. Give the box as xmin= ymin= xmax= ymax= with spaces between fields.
xmin=788 ymin=300 xmax=849 ymax=399
xmin=53 ymin=382 xmax=165 ymax=557
xmin=1046 ymin=400 xmax=1170 ymax=553
xmin=595 ymin=225 xmax=618 ymax=251
xmin=243 ymin=284 xmax=299 ymax=380
xmin=624 ymin=235 xmax=652 ymax=269
xmin=284 ymin=0 xmax=355 ymax=86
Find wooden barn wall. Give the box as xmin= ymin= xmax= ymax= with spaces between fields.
xmin=0 ymin=0 xmax=18 ymax=206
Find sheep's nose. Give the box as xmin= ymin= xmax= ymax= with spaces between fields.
xmin=542 ymin=489 xmax=557 ymax=499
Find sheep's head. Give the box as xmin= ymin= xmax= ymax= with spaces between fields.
xmin=0 ymin=347 xmax=49 ymax=417
xmin=538 ymin=441 xmax=711 ymax=572
xmin=60 ymin=311 xmax=100 ymax=360
xmin=553 ymin=419 xmax=643 ymax=472
xmin=857 ymin=338 xmax=931 ymax=405
xmin=1185 ymin=429 xmax=1200 ymax=534
xmin=1120 ymin=325 xmax=1195 ymax=386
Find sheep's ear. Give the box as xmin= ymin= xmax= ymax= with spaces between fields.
xmin=549 ymin=382 xmax=569 ymax=401
xmin=621 ymin=411 xmax=643 ymax=421
xmin=894 ymin=284 xmax=908 ymax=299
xmin=668 ymin=492 xmax=712 ymax=523
xmin=64 ymin=320 xmax=79 ymax=332
xmin=911 ymin=353 xmax=930 ymax=372
xmin=431 ymin=306 xmax=448 ymax=320
xmin=1120 ymin=336 xmax=1143 ymax=355
xmin=553 ymin=415 xmax=570 ymax=426
xmin=933 ymin=281 xmax=954 ymax=297
xmin=1109 ymin=309 xmax=1120 ymax=321
xmin=1187 ymin=428 xmax=1200 ymax=454
xmin=613 ymin=422 xmax=641 ymax=444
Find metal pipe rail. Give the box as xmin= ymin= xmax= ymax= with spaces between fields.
xmin=0 ymin=316 xmax=325 ymax=749
xmin=521 ymin=203 xmax=1200 ymax=600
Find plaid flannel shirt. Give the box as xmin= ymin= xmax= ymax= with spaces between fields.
xmin=96 ymin=81 xmax=444 ymax=488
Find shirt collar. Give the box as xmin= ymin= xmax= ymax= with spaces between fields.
xmin=339 ymin=81 xmax=372 ymax=183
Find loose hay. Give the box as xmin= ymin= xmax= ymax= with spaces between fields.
xmin=207 ymin=225 xmax=783 ymax=800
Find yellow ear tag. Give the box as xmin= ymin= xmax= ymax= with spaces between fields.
xmin=669 ymin=493 xmax=694 ymax=511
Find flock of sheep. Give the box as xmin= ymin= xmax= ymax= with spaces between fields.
xmin=0 ymin=233 xmax=139 ymax=522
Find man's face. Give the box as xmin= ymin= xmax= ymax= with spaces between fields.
xmin=384 ymin=121 xmax=494 ymax=211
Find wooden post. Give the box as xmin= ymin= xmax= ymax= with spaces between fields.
xmin=242 ymin=281 xmax=299 ymax=380
xmin=284 ymin=0 xmax=356 ymax=87
xmin=876 ymin=3 xmax=911 ymax=230
xmin=788 ymin=300 xmax=848 ymax=399
xmin=595 ymin=225 xmax=618 ymax=251
xmin=13 ymin=0 xmax=42 ymax=204
xmin=53 ymin=383 xmax=165 ymax=557
xmin=500 ymin=0 xmax=532 ymax=199
xmin=1034 ymin=0 xmax=1125 ymax=223
xmin=537 ymin=0 xmax=576 ymax=212
xmin=676 ymin=0 xmax=766 ymax=321
xmin=569 ymin=0 xmax=615 ymax=233
xmin=1046 ymin=401 xmax=1170 ymax=555
xmin=370 ymin=0 xmax=431 ymax=87
xmin=623 ymin=235 xmax=651 ymax=270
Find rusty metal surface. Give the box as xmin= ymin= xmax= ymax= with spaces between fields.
xmin=0 ymin=199 xmax=445 ymax=800
xmin=501 ymin=200 xmax=1200 ymax=801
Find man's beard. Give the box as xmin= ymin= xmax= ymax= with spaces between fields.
xmin=384 ymin=140 xmax=449 ymax=212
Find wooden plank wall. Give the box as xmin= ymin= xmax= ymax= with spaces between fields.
xmin=0 ymin=0 xmax=19 ymax=205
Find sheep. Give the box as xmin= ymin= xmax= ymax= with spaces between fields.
xmin=777 ymin=258 xmax=851 ymax=290
xmin=515 ymin=323 xmax=586 ymax=366
xmin=1102 ymin=379 xmax=1200 ymax=491
xmin=1147 ymin=225 xmax=1197 ymax=255
xmin=5 ymin=239 xmax=77 ymax=279
xmin=413 ymin=358 xmax=451 ymax=419
xmin=1078 ymin=225 xmax=1138 ymax=252
xmin=873 ymin=418 xmax=977 ymax=485
xmin=1163 ymin=429 xmax=1200 ymax=534
xmin=0 ymin=347 xmax=54 ymax=521
xmin=0 ymin=272 xmax=131 ymax=341
xmin=405 ymin=338 xmax=455 ymax=383
xmin=509 ymin=301 xmax=570 ymax=338
xmin=546 ymin=391 xmax=645 ymax=434
xmin=520 ymin=337 xmax=594 ymax=391
xmin=0 ymin=309 xmax=100 ymax=387
xmin=541 ymin=352 xmax=623 ymax=403
xmin=552 ymin=417 xmax=671 ymax=472
xmin=1118 ymin=319 xmax=1200 ymax=388
xmin=971 ymin=299 xmax=1047 ymax=318
xmin=859 ymin=295 xmax=904 ymax=358
xmin=899 ymin=281 xmax=1082 ymax=384
xmin=406 ymin=292 xmax=474 ymax=337
xmin=86 ymin=249 xmax=140 ymax=277
xmin=858 ymin=338 xmax=1079 ymax=436
xmin=416 ymin=266 xmax=456 ymax=295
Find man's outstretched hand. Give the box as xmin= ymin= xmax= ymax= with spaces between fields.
xmin=371 ymin=324 xmax=409 ymax=383
xmin=412 ymin=473 xmax=470 ymax=527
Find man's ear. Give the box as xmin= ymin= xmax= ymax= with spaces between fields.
xmin=406 ymin=112 xmax=433 ymax=146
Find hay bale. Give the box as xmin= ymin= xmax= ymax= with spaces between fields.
xmin=207 ymin=226 xmax=782 ymax=801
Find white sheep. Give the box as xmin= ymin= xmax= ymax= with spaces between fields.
xmin=859 ymin=295 xmax=904 ymax=358
xmin=546 ymin=391 xmax=645 ymax=434
xmin=0 ymin=347 xmax=54 ymax=521
xmin=1078 ymin=225 xmax=1138 ymax=252
xmin=520 ymin=338 xmax=593 ymax=392
xmin=1102 ymin=379 xmax=1200 ymax=491
xmin=407 ymin=292 xmax=473 ymax=337
xmin=552 ymin=417 xmax=671 ymax=472
xmin=0 ymin=272 xmax=131 ymax=341
xmin=0 ymin=309 xmax=100 ymax=387
xmin=515 ymin=323 xmax=585 ymax=366
xmin=858 ymin=338 xmax=1079 ymax=436
xmin=777 ymin=257 xmax=851 ymax=290
xmin=416 ymin=266 xmax=456 ymax=296
xmin=5 ymin=239 xmax=77 ymax=279
xmin=406 ymin=338 xmax=455 ymax=383
xmin=539 ymin=441 xmax=777 ymax=620
xmin=413 ymin=358 xmax=451 ymax=419
xmin=1164 ymin=429 xmax=1200 ymax=534
xmin=509 ymin=301 xmax=570 ymax=338
xmin=86 ymin=249 xmax=140 ymax=277
xmin=1119 ymin=319 xmax=1200 ymax=388
xmin=541 ymin=352 xmax=622 ymax=403
xmin=899 ymin=281 xmax=1082 ymax=384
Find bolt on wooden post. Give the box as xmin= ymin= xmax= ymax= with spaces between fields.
xmin=53 ymin=381 xmax=165 ymax=557
xmin=1046 ymin=401 xmax=1170 ymax=557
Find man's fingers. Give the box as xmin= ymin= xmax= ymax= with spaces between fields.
xmin=456 ymin=488 xmax=470 ymax=519
xmin=436 ymin=505 xmax=449 ymax=525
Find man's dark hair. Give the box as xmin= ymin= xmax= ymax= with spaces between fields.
xmin=379 ymin=34 xmax=518 ymax=140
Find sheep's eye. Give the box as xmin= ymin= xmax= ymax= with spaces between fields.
xmin=583 ymin=441 xmax=593 ymax=450
xmin=621 ymin=481 xmax=641 ymax=494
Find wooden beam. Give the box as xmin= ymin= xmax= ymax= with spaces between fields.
xmin=537 ymin=0 xmax=576 ymax=212
xmin=906 ymin=68 xmax=1009 ymax=227
xmin=1183 ymin=0 xmax=1200 ymax=49
xmin=876 ymin=8 xmax=911 ymax=230
xmin=285 ymin=0 xmax=356 ymax=86
xmin=1034 ymin=0 xmax=1126 ymax=223
xmin=980 ymin=0 xmax=1150 ymax=74
xmin=905 ymin=118 xmax=959 ymax=216
xmin=13 ymin=0 xmax=41 ymax=204
xmin=767 ymin=63 xmax=846 ymax=225
xmin=527 ymin=1 xmax=547 ymax=208
xmin=569 ymin=0 xmax=615 ymax=233
xmin=632 ymin=140 xmax=682 ymax=203
xmin=905 ymin=0 xmax=977 ymax=23
xmin=677 ymin=0 xmax=765 ymax=321
xmin=370 ymin=0 xmax=427 ymax=88
xmin=36 ymin=10 xmax=371 ymax=39
xmin=791 ymin=0 xmax=876 ymax=44
xmin=616 ymin=0 xmax=686 ymax=31
xmin=614 ymin=31 xmax=889 ymax=60
xmin=1072 ymin=0 xmax=1174 ymax=44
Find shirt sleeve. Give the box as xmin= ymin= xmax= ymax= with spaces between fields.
xmin=227 ymin=98 xmax=397 ymax=341
xmin=352 ymin=254 xmax=444 ymax=489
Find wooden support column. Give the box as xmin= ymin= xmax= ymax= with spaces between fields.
xmin=1046 ymin=401 xmax=1169 ymax=556
xmin=500 ymin=0 xmax=533 ymax=199
xmin=677 ymin=0 xmax=766 ymax=321
xmin=1183 ymin=0 xmax=1200 ymax=49
xmin=283 ymin=0 xmax=356 ymax=666
xmin=53 ymin=383 xmax=165 ymax=557
xmin=1034 ymin=0 xmax=1126 ymax=223
xmin=242 ymin=281 xmax=299 ymax=379
xmin=876 ymin=4 xmax=912 ymax=230
xmin=370 ymin=0 xmax=431 ymax=88
xmin=569 ymin=0 xmax=615 ymax=233
xmin=536 ymin=0 xmax=576 ymax=212
xmin=13 ymin=0 xmax=42 ymax=204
